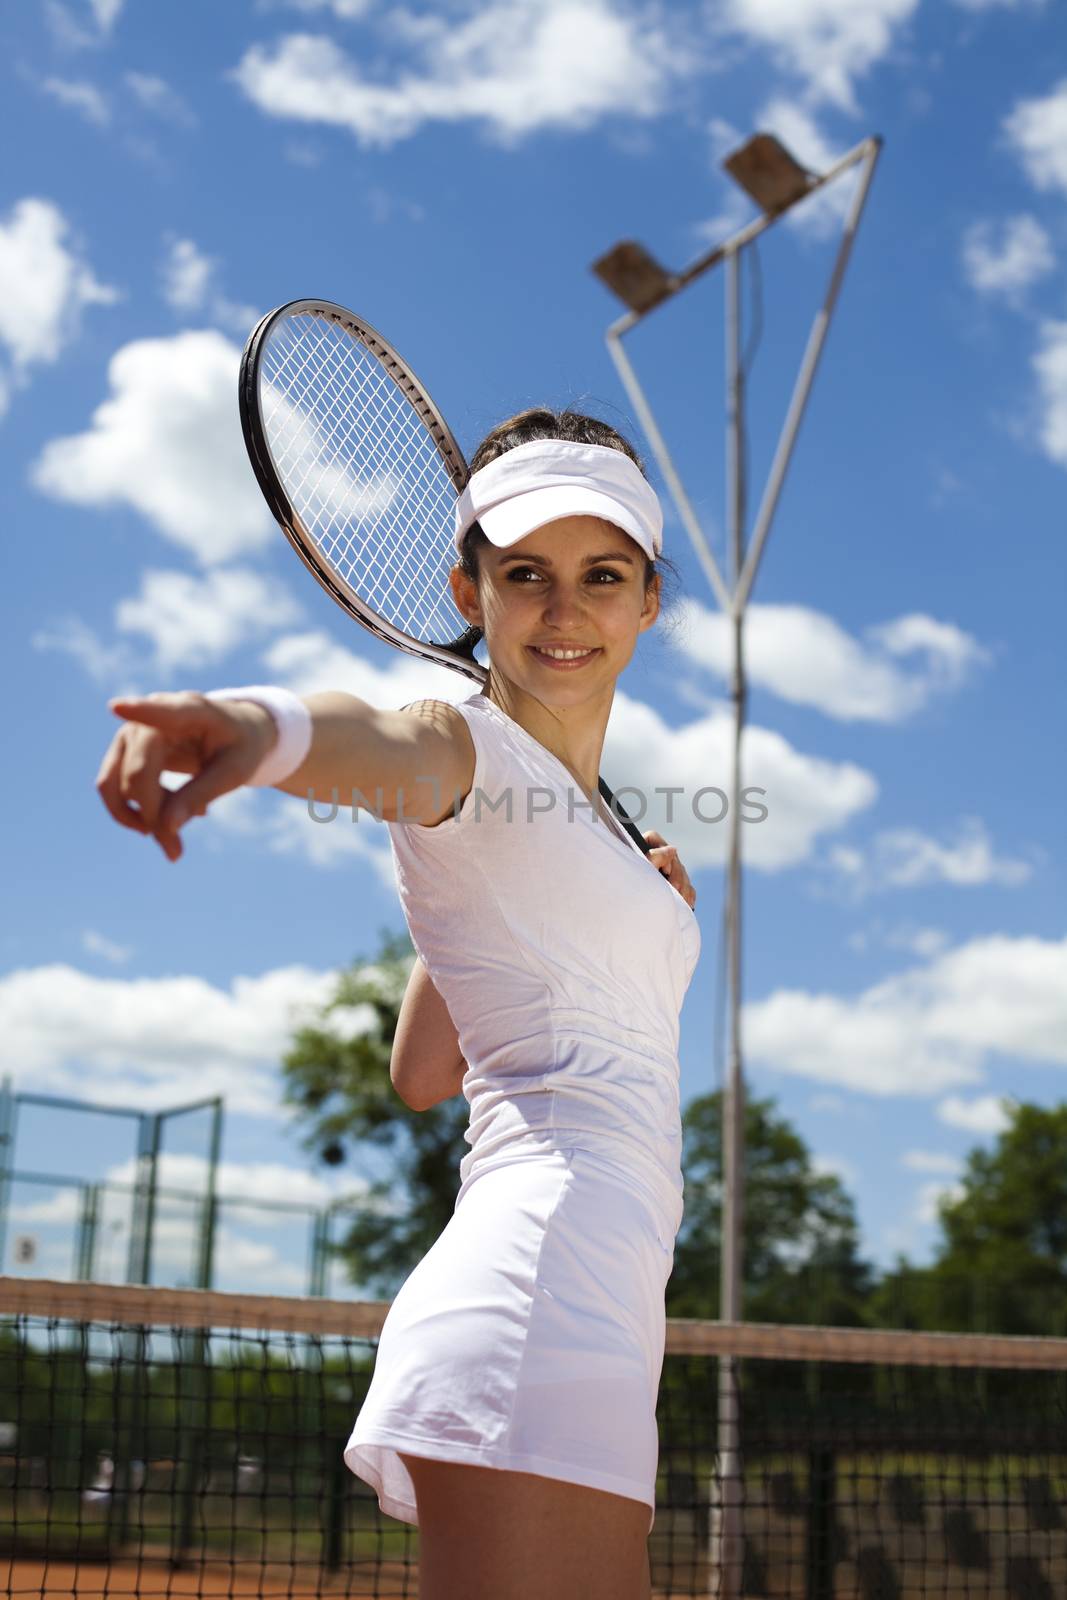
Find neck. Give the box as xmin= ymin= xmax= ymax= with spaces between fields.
xmin=480 ymin=676 xmax=614 ymax=805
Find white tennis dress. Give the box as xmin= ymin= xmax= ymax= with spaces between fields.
xmin=343 ymin=691 xmax=701 ymax=1534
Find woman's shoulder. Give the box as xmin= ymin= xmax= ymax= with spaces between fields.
xmin=389 ymin=694 xmax=509 ymax=830
xmin=376 ymin=697 xmax=476 ymax=827
xmin=397 ymin=693 xmax=494 ymax=742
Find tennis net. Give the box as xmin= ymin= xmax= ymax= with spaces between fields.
xmin=2 ymin=1277 xmax=1066 ymax=1598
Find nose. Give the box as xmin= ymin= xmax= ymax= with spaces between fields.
xmin=541 ymin=581 xmax=587 ymax=629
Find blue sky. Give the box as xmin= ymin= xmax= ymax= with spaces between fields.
xmin=1 ymin=0 xmax=1064 ymax=1299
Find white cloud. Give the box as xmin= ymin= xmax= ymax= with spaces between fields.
xmin=32 ymin=614 xmax=134 ymax=683
xmin=828 ymin=817 xmax=1032 ymax=894
xmin=600 ymin=695 xmax=877 ymax=871
xmin=89 ymin=0 xmax=124 ymax=31
xmin=1031 ymin=319 xmax=1067 ymax=468
xmin=366 ymin=186 xmax=425 ymax=225
xmin=108 ymin=1149 xmax=352 ymax=1211
xmin=851 ymin=921 xmax=951 ymax=957
xmin=902 ymin=1149 xmax=961 ymax=1174
xmin=953 ymin=0 xmax=1046 ymax=11
xmin=745 ymin=932 xmax=1067 ymax=1099
xmin=937 ymin=1093 xmax=1014 ymax=1134
xmin=8 ymin=1147 xmax=378 ymax=1294
xmin=161 ymin=238 xmax=213 ymax=311
xmin=915 ymin=1177 xmax=965 ymax=1225
xmin=871 ymin=614 xmax=993 ymax=684
xmin=30 ymin=329 xmax=271 ymax=561
xmin=124 ymin=72 xmax=197 ymax=127
xmin=961 ymin=214 xmax=1055 ymax=300
xmin=0 ymin=962 xmax=345 ymax=1119
xmin=673 ymin=600 xmax=989 ymax=722
xmin=41 ymin=76 xmax=111 ymax=125
xmin=719 ymin=0 xmax=919 ymax=113
xmin=44 ymin=2 xmax=98 ymax=50
xmin=811 ymin=1151 xmax=859 ymax=1186
xmin=82 ymin=929 xmax=134 ymax=964
xmin=159 ymin=237 xmax=258 ymax=333
xmin=0 ymin=198 xmax=118 ymax=415
xmin=232 ymin=0 xmax=693 ymax=148
xmin=268 ymin=0 xmax=374 ymax=15
xmin=200 ymin=782 xmax=399 ymax=881
xmin=886 ymin=926 xmax=950 ymax=958
xmin=114 ymin=566 xmax=305 ymax=674
xmin=1003 ymin=79 xmax=1067 ymax=196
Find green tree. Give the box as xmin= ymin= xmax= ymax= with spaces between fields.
xmin=281 ymin=930 xmax=469 ymax=1298
xmin=666 ymin=1090 xmax=873 ymax=1324
xmin=869 ymin=1101 xmax=1067 ymax=1336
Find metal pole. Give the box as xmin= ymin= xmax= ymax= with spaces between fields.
xmin=194 ymin=1099 xmax=224 ymax=1290
xmin=591 ymin=138 xmax=882 ymax=1597
xmin=0 ymin=1077 xmax=16 ymax=1274
xmin=74 ymin=1182 xmax=99 ymax=1280
xmin=127 ymin=1114 xmax=152 ymax=1283
xmin=734 ymin=138 xmax=882 ymax=612
xmin=714 ymin=243 xmax=749 ymax=1600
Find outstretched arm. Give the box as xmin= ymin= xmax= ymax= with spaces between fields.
xmin=97 ymin=691 xmax=474 ymax=861
xmin=392 ymin=956 xmax=467 ymax=1112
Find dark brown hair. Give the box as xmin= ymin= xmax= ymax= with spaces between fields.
xmin=458 ymin=408 xmax=680 ymax=622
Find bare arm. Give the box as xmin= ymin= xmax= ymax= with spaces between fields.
xmin=97 ymin=692 xmax=475 ymax=860
xmin=270 ymin=694 xmax=474 ymax=823
xmin=391 ymin=956 xmax=468 ymax=1112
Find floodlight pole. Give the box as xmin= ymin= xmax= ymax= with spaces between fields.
xmin=593 ymin=132 xmax=881 ymax=1600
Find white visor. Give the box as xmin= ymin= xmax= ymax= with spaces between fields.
xmin=454 ymin=438 xmax=662 ymax=562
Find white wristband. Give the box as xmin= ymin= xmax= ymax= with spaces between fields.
xmin=204 ymin=685 xmax=313 ymax=788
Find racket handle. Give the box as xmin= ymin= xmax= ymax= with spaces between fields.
xmin=598 ymin=777 xmax=651 ymax=857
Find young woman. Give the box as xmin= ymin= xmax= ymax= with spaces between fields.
xmin=96 ymin=410 xmax=699 ymax=1600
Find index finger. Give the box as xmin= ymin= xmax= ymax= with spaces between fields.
xmin=108 ymin=694 xmax=197 ymax=729
xmin=95 ymin=725 xmax=151 ymax=836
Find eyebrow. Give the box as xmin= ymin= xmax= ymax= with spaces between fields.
xmin=499 ymin=550 xmax=636 ymax=567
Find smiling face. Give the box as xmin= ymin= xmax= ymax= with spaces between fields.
xmin=449 ymin=515 xmax=660 ymax=708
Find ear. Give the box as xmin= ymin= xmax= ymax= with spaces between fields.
xmin=637 ymin=570 xmax=661 ymax=634
xmin=449 ymin=563 xmax=482 ymax=627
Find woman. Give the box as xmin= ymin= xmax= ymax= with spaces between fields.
xmin=96 ymin=409 xmax=699 ymax=1600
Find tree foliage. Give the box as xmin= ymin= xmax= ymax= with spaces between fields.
xmin=870 ymin=1101 xmax=1067 ymax=1336
xmin=666 ymin=1090 xmax=873 ymax=1324
xmin=280 ymin=930 xmax=469 ymax=1298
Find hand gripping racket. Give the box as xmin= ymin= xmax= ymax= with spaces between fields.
xmin=238 ymin=298 xmax=652 ymax=857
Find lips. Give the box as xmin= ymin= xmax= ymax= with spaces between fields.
xmin=527 ymin=645 xmax=601 ymax=668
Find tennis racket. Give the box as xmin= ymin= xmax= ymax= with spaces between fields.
xmin=237 ymin=297 xmax=652 ymax=857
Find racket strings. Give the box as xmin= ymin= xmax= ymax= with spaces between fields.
xmin=268 ymin=326 xmax=417 ymax=578
xmin=263 ymin=320 xmax=454 ymax=630
xmin=259 ymin=314 xmax=467 ymax=646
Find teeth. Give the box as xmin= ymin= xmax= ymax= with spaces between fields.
xmin=534 ymin=647 xmax=594 ymax=660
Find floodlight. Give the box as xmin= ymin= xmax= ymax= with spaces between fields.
xmin=591 ymin=240 xmax=676 ymax=314
xmin=722 ymin=132 xmax=813 ymax=215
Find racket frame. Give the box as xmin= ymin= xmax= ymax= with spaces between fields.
xmin=239 ymin=297 xmax=485 ymax=684
xmin=238 ymin=296 xmax=652 ymax=858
